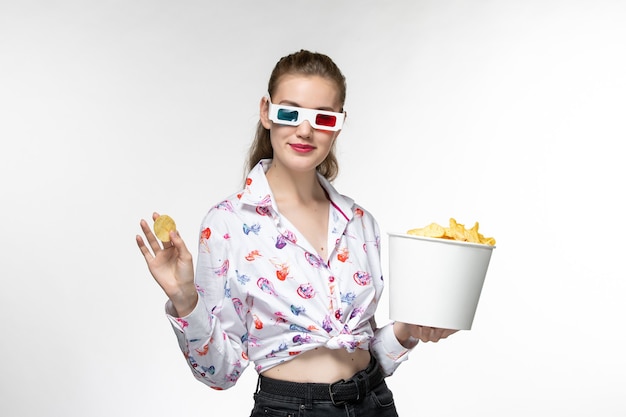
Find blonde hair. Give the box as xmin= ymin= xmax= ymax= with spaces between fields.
xmin=245 ymin=50 xmax=347 ymax=182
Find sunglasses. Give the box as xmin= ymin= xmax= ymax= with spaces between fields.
xmin=267 ymin=97 xmax=345 ymax=132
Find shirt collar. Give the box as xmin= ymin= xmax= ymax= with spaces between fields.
xmin=238 ymin=159 xmax=276 ymax=209
xmin=238 ymin=159 xmax=355 ymax=221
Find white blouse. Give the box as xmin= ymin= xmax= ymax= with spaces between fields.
xmin=166 ymin=159 xmax=412 ymax=390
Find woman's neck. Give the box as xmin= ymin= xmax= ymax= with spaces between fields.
xmin=266 ymin=163 xmax=326 ymax=206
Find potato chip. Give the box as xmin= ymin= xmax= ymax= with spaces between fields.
xmin=153 ymin=214 xmax=176 ymax=242
xmin=407 ymin=218 xmax=495 ymax=246
xmin=406 ymin=222 xmax=445 ymax=238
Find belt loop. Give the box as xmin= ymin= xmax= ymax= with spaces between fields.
xmin=355 ymin=372 xmax=367 ymax=402
xmin=304 ymin=383 xmax=313 ymax=409
xmin=255 ymin=375 xmax=262 ymax=394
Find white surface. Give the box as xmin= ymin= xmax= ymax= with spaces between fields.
xmin=1 ymin=1 xmax=625 ymax=416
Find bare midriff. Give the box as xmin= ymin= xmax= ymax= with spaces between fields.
xmin=260 ymin=347 xmax=371 ymax=383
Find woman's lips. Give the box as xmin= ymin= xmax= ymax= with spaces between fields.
xmin=289 ymin=143 xmax=315 ymax=153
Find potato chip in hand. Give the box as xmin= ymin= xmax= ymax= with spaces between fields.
xmin=153 ymin=214 xmax=176 ymax=242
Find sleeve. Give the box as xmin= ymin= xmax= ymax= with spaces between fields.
xmin=165 ymin=207 xmax=250 ymax=390
xmin=370 ymin=321 xmax=416 ymax=377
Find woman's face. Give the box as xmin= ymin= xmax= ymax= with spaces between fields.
xmin=260 ymin=74 xmax=342 ymax=176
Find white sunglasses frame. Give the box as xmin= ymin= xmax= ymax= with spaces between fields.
xmin=267 ymin=97 xmax=345 ymax=132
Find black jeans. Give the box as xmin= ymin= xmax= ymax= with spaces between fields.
xmin=250 ymin=357 xmax=399 ymax=417
xmin=250 ymin=380 xmax=398 ymax=416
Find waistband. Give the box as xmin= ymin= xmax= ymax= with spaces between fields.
xmin=257 ymin=354 xmax=385 ymax=406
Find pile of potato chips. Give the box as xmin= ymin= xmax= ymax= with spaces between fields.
xmin=407 ymin=218 xmax=495 ymax=246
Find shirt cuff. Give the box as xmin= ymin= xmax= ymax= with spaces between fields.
xmin=371 ymin=323 xmax=415 ymax=376
xmin=165 ymin=297 xmax=214 ymax=341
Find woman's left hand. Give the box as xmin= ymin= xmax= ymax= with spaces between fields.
xmin=393 ymin=321 xmax=458 ymax=348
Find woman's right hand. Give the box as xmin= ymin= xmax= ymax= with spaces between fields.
xmin=136 ymin=212 xmax=198 ymax=316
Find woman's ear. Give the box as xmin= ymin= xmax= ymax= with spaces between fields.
xmin=259 ymin=96 xmax=271 ymax=129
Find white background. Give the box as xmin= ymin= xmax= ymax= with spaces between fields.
xmin=1 ymin=1 xmax=625 ymax=416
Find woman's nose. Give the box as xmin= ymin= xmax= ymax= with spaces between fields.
xmin=296 ymin=120 xmax=313 ymax=138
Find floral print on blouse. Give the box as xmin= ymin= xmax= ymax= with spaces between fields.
xmin=166 ymin=159 xmax=412 ymax=390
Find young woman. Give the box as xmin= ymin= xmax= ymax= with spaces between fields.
xmin=136 ymin=50 xmax=456 ymax=416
